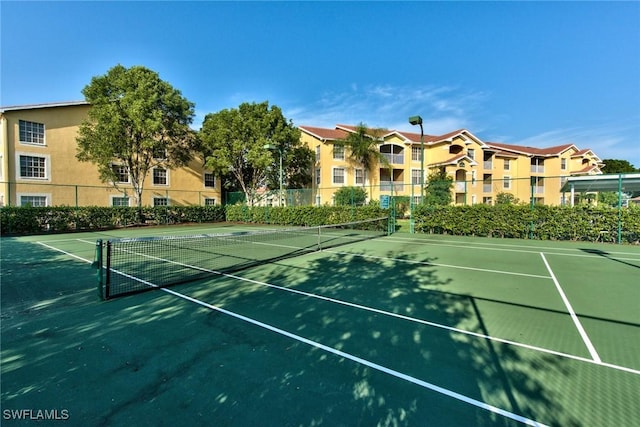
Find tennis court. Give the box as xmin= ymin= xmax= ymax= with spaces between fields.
xmin=1 ymin=222 xmax=639 ymax=426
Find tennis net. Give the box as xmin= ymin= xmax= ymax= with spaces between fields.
xmin=96 ymin=217 xmax=389 ymax=300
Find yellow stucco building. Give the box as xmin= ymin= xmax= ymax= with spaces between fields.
xmin=300 ymin=124 xmax=603 ymax=206
xmin=0 ymin=101 xmax=221 ymax=207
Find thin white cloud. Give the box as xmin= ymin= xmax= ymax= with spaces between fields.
xmin=287 ymin=84 xmax=489 ymax=135
xmin=514 ymin=121 xmax=640 ymax=167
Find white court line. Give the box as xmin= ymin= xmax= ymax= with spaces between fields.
xmin=540 ymin=253 xmax=602 ymax=363
xmin=386 ymin=235 xmax=640 ymax=257
xmin=325 ymin=249 xmax=551 ymax=279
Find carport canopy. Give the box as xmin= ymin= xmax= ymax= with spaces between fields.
xmin=560 ymin=173 xmax=640 ymax=193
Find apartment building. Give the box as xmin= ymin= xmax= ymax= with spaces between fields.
xmin=0 ymin=102 xmax=221 ymax=207
xmin=300 ymin=124 xmax=603 ymax=206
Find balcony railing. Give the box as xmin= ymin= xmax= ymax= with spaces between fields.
xmin=455 ymin=182 xmax=466 ymax=192
xmin=483 ymin=183 xmax=493 ymax=193
xmin=380 ymin=181 xmax=404 ymax=192
xmin=381 ymin=153 xmax=404 ymax=164
xmin=483 ymin=161 xmax=493 ymax=169
xmin=534 ymin=186 xmax=545 ymax=194
xmin=531 ymin=165 xmax=545 ymax=173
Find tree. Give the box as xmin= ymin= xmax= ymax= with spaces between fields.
xmin=335 ymin=122 xmax=390 ymax=190
xmin=334 ymin=186 xmax=368 ymax=206
xmin=76 ymin=64 xmax=197 ymax=218
xmin=199 ymin=101 xmax=308 ymax=206
xmin=601 ymin=159 xmax=638 ymax=173
xmin=424 ymin=167 xmax=453 ymax=205
xmin=496 ymin=192 xmax=520 ymax=205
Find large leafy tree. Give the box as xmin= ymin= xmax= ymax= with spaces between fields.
xmin=601 ymin=159 xmax=638 ymax=173
xmin=335 ymin=123 xmax=389 ymax=189
xmin=76 ymin=64 xmax=197 ymax=215
xmin=200 ymin=101 xmax=310 ymax=205
xmin=424 ymin=167 xmax=453 ymax=205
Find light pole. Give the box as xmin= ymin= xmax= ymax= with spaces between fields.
xmin=409 ymin=115 xmax=424 ymax=201
xmin=263 ymin=143 xmax=283 ymax=206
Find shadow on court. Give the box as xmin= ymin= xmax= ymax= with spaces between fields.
xmin=3 ymin=236 xmax=636 ymax=426
xmin=580 ymin=248 xmax=640 ymax=270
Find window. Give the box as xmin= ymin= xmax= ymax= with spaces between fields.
xmin=411 ymin=146 xmax=422 ymax=161
xmin=504 ymin=159 xmax=510 ymax=171
xmin=153 ymin=168 xmax=168 ymax=185
xmin=113 ymin=165 xmax=129 ymax=183
xmin=411 ymin=169 xmax=421 ymax=185
xmin=112 ymin=197 xmax=130 ymax=207
xmin=332 ymin=168 xmax=345 ymax=184
xmin=467 ymin=149 xmax=475 ymax=160
xmin=204 ymin=173 xmax=215 ymax=188
xmin=20 ymin=195 xmax=47 ymax=206
xmin=315 ymin=145 xmax=321 ymax=162
xmin=561 ymin=158 xmax=567 ymax=170
xmin=153 ymin=147 xmax=167 ymax=159
xmin=19 ymin=120 xmax=45 ymax=145
xmin=503 ymin=176 xmax=511 ymax=189
xmin=204 ymin=198 xmax=216 ymax=206
xmin=153 ymin=197 xmax=168 ymax=206
xmin=355 ymin=169 xmax=364 ymax=185
xmin=19 ymin=155 xmax=46 ymax=178
xmin=315 ymin=168 xmax=321 ymax=185
xmin=333 ymin=145 xmax=344 ymax=160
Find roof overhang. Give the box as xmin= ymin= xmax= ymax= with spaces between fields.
xmin=560 ymin=173 xmax=640 ymax=192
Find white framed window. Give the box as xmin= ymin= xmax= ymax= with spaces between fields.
xmin=333 ymin=145 xmax=345 ymax=160
xmin=503 ymin=175 xmax=511 ymax=189
xmin=112 ymin=165 xmax=129 ymax=183
xmin=204 ymin=172 xmax=215 ymax=188
xmin=561 ymin=158 xmax=567 ymax=171
xmin=504 ymin=159 xmax=510 ymax=171
xmin=18 ymin=194 xmax=49 ymax=206
xmin=471 ymin=195 xmax=477 ymax=205
xmin=153 ymin=167 xmax=168 ymax=186
xmin=153 ymin=197 xmax=169 ymax=206
xmin=17 ymin=154 xmax=48 ymax=180
xmin=315 ymin=168 xmax=321 ymax=185
xmin=471 ymin=170 xmax=477 ymax=187
xmin=315 ymin=145 xmax=321 ymax=162
xmin=204 ymin=198 xmax=216 ymax=206
xmin=332 ymin=167 xmax=345 ymax=185
xmin=411 ymin=169 xmax=421 ymax=185
xmin=111 ymin=196 xmax=130 ymax=207
xmin=467 ymin=148 xmax=475 ymax=160
xmin=411 ymin=146 xmax=422 ymax=162
xmin=19 ymin=120 xmax=45 ymax=145
xmin=355 ymin=169 xmax=364 ymax=185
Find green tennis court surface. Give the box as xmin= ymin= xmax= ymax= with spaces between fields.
xmin=2 ymin=224 xmax=639 ymax=426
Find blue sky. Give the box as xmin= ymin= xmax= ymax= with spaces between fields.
xmin=2 ymin=1 xmax=639 ymax=167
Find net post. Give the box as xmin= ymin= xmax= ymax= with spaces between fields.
xmin=95 ymin=239 xmax=104 ymax=300
xmin=105 ymin=240 xmax=112 ymax=300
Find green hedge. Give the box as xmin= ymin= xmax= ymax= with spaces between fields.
xmin=225 ymin=205 xmax=388 ymax=227
xmin=413 ymin=204 xmax=640 ymax=243
xmin=0 ymin=205 xmax=226 ymax=235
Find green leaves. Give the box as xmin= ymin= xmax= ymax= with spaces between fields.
xmin=76 ymin=64 xmax=197 ymax=206
xmin=200 ymin=101 xmax=310 ymax=205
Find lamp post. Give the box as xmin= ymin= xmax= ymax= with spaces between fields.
xmin=263 ymin=143 xmax=283 ymax=206
xmin=409 ymin=115 xmax=424 ymax=201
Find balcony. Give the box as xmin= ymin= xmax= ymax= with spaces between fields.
xmin=381 ymin=153 xmax=404 ymax=164
xmin=534 ymin=186 xmax=545 ymax=194
xmin=455 ymin=182 xmax=466 ymax=192
xmin=483 ymin=183 xmax=493 ymax=193
xmin=380 ymin=181 xmax=404 ymax=192
xmin=531 ymin=165 xmax=545 ymax=173
xmin=483 ymin=160 xmax=493 ymax=170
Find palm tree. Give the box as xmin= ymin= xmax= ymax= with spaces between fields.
xmin=336 ymin=122 xmax=390 ymax=192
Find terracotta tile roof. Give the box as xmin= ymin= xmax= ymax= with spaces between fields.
xmin=486 ymin=142 xmax=577 ymax=157
xmin=299 ymin=126 xmax=349 ymax=141
xmin=570 ymin=164 xmax=602 ymax=175
xmin=428 ymin=153 xmax=478 ymax=168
